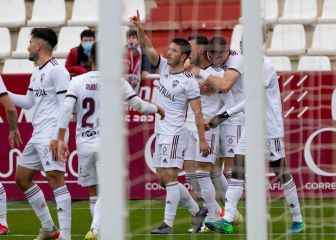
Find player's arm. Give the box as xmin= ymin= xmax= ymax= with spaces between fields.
xmin=131 ymin=11 xmax=160 ymax=66
xmin=189 ymin=97 xmax=210 ymax=156
xmin=0 ymin=94 xmax=22 ymax=148
xmin=8 ymin=90 xmax=35 ymax=109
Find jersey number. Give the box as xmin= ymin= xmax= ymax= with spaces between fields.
xmin=82 ymin=98 xmax=95 ymax=128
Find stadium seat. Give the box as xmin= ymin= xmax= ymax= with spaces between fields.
xmin=262 ymin=0 xmax=278 ymax=24
xmin=319 ymin=0 xmax=336 ymax=23
xmin=2 ymin=59 xmax=35 ymax=74
xmin=27 ymin=0 xmax=66 ymax=27
xmin=307 ymin=24 xmax=336 ymax=55
xmin=54 ymin=26 xmax=89 ymax=58
xmin=266 ymin=24 xmax=306 ymax=56
xmin=0 ymin=28 xmax=11 ymax=59
xmin=123 ymin=0 xmax=146 ymax=22
xmin=279 ymin=0 xmax=317 ymax=24
xmin=0 ymin=0 xmax=25 ymax=28
xmin=12 ymin=27 xmax=33 ymax=58
xmin=230 ymin=24 xmax=243 ymax=52
xmin=266 ymin=56 xmax=292 ymax=72
xmin=68 ymin=0 xmax=98 ymax=26
xmin=297 ymin=56 xmax=331 ymax=71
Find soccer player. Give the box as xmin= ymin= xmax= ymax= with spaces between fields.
xmin=50 ymin=43 xmax=164 ymax=240
xmin=8 ymin=28 xmax=71 ymax=240
xmin=184 ymin=35 xmax=226 ymax=224
xmin=188 ymin=36 xmax=244 ymax=207
xmin=0 ymin=75 xmax=22 ymax=234
xmin=205 ymin=57 xmax=304 ymax=234
xmin=132 ymin=13 xmax=210 ymax=234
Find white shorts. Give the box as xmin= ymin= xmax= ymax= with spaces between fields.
xmin=77 ymin=143 xmax=99 ymax=187
xmin=184 ymin=128 xmax=218 ymax=164
xmin=18 ymin=139 xmax=65 ymax=172
xmin=218 ymin=124 xmax=242 ymax=158
xmin=236 ymin=131 xmax=285 ymax=161
xmin=153 ymin=132 xmax=186 ymax=169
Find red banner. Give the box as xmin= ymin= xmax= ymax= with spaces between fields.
xmin=1 ymin=73 xmax=336 ymax=200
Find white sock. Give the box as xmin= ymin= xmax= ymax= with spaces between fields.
xmin=224 ymin=179 xmax=244 ymax=222
xmin=89 ymin=196 xmax=98 ymax=218
xmin=178 ymin=183 xmax=199 ymax=216
xmin=54 ymin=186 xmax=71 ymax=240
xmin=91 ymin=197 xmax=101 ymax=234
xmin=197 ymin=171 xmax=221 ymax=221
xmin=0 ymin=184 xmax=7 ymax=226
xmin=164 ymin=182 xmax=180 ymax=227
xmin=185 ymin=172 xmax=202 ymax=201
xmin=283 ymin=178 xmax=303 ymax=222
xmin=210 ymin=170 xmax=229 ymax=203
xmin=24 ymin=184 xmax=54 ymax=231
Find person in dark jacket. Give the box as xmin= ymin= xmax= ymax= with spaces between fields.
xmin=65 ymin=29 xmax=96 ymax=76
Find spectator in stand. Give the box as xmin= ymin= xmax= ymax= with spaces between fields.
xmin=124 ymin=28 xmax=156 ymax=93
xmin=65 ymin=29 xmax=96 ymax=76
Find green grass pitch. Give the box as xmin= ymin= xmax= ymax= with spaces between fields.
xmin=3 ymin=199 xmax=336 ymax=239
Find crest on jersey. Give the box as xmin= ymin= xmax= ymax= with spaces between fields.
xmin=172 ymin=80 xmax=179 ymax=88
xmin=40 ymin=73 xmax=45 ymax=83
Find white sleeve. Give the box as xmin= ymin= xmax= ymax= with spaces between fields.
xmin=58 ymin=96 xmax=76 ymax=129
xmin=124 ymin=80 xmax=137 ymax=100
xmin=186 ymin=76 xmax=201 ymax=100
xmin=51 ymin=66 xmax=70 ymax=95
xmin=226 ymin=100 xmax=245 ymax=116
xmin=157 ymin=56 xmax=168 ymax=72
xmin=8 ymin=90 xmax=35 ymax=109
xmin=0 ymin=76 xmax=7 ymax=95
xmin=127 ymin=95 xmax=158 ymax=114
xmin=227 ymin=55 xmax=244 ymax=75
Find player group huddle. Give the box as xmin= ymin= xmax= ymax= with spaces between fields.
xmin=0 ymin=13 xmax=304 ymax=240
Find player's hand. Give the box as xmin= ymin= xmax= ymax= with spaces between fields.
xmin=130 ymin=10 xmax=142 ymax=28
xmin=49 ymin=139 xmax=58 ymax=161
xmin=57 ymin=140 xmax=69 ymax=162
xmin=190 ymin=66 xmax=201 ymax=76
xmin=156 ymin=105 xmax=165 ymax=120
xmin=208 ymin=111 xmax=230 ymax=128
xmin=204 ymin=121 xmax=210 ymax=131
xmin=8 ymin=129 xmax=22 ymax=148
xmin=199 ymin=140 xmax=211 ymax=157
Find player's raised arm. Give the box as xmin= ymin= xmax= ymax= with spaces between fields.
xmin=130 ymin=11 xmax=160 ymax=67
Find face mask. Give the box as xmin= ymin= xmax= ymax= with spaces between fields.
xmin=82 ymin=41 xmax=94 ymax=56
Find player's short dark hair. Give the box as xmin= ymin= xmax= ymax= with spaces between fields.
xmin=208 ymin=36 xmax=228 ymax=51
xmin=127 ymin=28 xmax=138 ymax=38
xmin=31 ymin=28 xmax=58 ymax=49
xmin=171 ymin=38 xmax=192 ymax=58
xmin=91 ymin=42 xmax=97 ymax=64
xmin=80 ymin=29 xmax=95 ymax=40
xmin=188 ymin=35 xmax=209 ymax=46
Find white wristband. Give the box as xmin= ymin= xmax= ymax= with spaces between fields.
xmin=199 ymin=69 xmax=211 ymax=80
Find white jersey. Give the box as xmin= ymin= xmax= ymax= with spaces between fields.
xmin=28 ymin=58 xmax=70 ymax=142
xmin=0 ymin=75 xmax=7 ymax=95
xmin=123 ymin=80 xmax=137 ymax=100
xmin=264 ymin=58 xmax=284 ymax=138
xmin=155 ymin=57 xmax=200 ymax=135
xmin=66 ymin=71 xmax=100 ymax=146
xmin=185 ymin=65 xmax=224 ymax=132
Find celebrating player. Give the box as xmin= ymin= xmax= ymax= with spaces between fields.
xmin=8 ymin=28 xmax=71 ymax=240
xmin=205 ymin=57 xmax=304 ymax=234
xmin=49 ymin=42 xmax=164 ymax=240
xmin=132 ymin=12 xmax=210 ymax=234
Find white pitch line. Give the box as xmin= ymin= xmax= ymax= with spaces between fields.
xmin=297 ymin=90 xmax=309 ymax=102
xmin=283 ymin=91 xmax=295 ymax=102
xmin=283 ymin=75 xmax=294 ymax=87
xmin=284 ymin=106 xmax=295 ymax=118
xmin=297 ymin=106 xmax=309 ymax=118
xmin=297 ymin=75 xmax=308 ymax=87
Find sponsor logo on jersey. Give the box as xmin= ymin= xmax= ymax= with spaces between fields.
xmin=33 ymin=88 xmax=47 ymax=97
xmin=158 ymin=82 xmax=175 ymax=102
xmin=86 ymin=83 xmax=98 ymax=91
xmin=172 ymin=80 xmax=179 ymax=88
